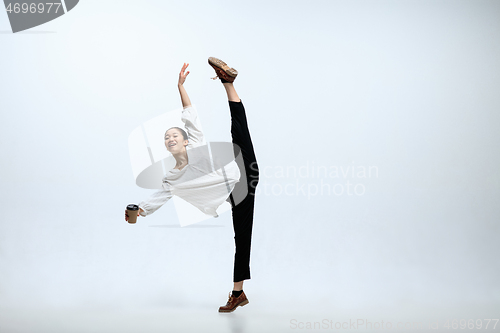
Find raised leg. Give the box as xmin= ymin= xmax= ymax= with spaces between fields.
xmin=222 ymin=83 xmax=259 ymax=284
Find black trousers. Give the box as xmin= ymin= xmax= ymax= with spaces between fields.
xmin=225 ymin=100 xmax=259 ymax=282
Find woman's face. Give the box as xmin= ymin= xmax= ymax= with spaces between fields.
xmin=165 ymin=128 xmax=188 ymax=153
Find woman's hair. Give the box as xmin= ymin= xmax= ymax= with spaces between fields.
xmin=165 ymin=127 xmax=188 ymax=141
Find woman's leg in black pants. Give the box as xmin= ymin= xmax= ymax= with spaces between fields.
xmin=222 ymin=83 xmax=259 ymax=289
xmin=228 ymin=100 xmax=259 ymax=283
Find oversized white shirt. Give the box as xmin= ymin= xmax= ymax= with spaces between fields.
xmin=138 ymin=105 xmax=241 ymax=218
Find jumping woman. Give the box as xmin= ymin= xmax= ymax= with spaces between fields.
xmin=125 ymin=58 xmax=260 ymax=313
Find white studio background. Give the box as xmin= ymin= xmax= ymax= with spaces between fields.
xmin=1 ymin=0 xmax=499 ymax=331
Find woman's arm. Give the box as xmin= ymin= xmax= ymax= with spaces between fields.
xmin=125 ymin=181 xmax=173 ymax=222
xmin=178 ymin=63 xmax=191 ymax=108
xmin=137 ymin=183 xmax=173 ymax=217
xmin=181 ymin=105 xmax=206 ymax=147
xmin=177 ymin=62 xmax=206 ymax=147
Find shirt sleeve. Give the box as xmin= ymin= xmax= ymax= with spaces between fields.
xmin=181 ymin=105 xmax=206 ymax=148
xmin=138 ymin=183 xmax=173 ymax=217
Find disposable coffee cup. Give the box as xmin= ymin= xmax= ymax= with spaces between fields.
xmin=126 ymin=204 xmax=139 ymax=224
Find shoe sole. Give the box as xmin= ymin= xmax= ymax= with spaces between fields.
xmin=208 ymin=57 xmax=238 ymax=78
xmin=218 ymin=299 xmax=249 ymax=313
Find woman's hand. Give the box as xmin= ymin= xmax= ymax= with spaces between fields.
xmin=178 ymin=63 xmax=190 ymax=86
xmin=178 ymin=63 xmax=192 ymax=107
xmin=125 ymin=208 xmax=143 ymax=221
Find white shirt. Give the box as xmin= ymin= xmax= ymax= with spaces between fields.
xmin=138 ymin=105 xmax=240 ymax=218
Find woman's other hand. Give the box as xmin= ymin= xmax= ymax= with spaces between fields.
xmin=178 ymin=63 xmax=190 ymax=86
xmin=125 ymin=208 xmax=143 ymax=221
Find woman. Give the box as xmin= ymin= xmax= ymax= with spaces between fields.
xmin=125 ymin=58 xmax=260 ymax=313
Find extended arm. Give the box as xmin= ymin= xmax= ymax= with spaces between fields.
xmin=177 ymin=62 xmax=206 ymax=147
xmin=138 ymin=183 xmax=173 ymax=217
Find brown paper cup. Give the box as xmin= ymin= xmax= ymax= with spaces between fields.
xmin=126 ymin=204 xmax=139 ymax=224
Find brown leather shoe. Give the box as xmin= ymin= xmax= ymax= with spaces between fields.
xmin=208 ymin=57 xmax=238 ymax=83
xmin=218 ymin=291 xmax=249 ymax=313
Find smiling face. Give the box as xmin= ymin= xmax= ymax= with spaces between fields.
xmin=165 ymin=128 xmax=188 ymax=153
